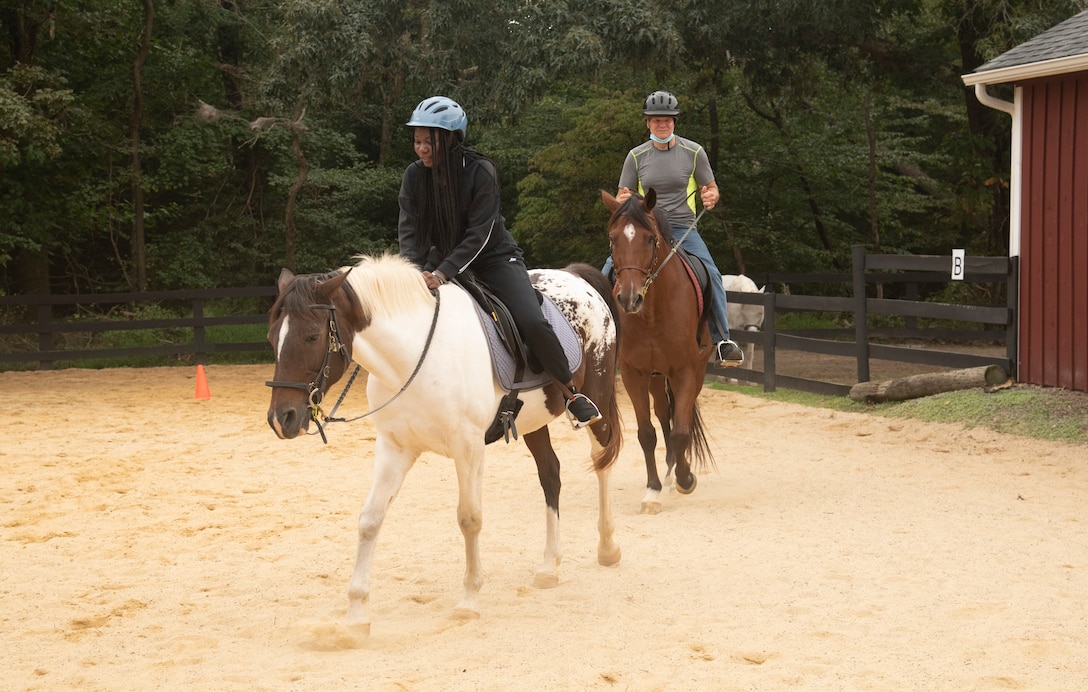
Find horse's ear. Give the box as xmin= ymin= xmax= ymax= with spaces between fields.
xmin=316 ymin=268 xmax=351 ymax=300
xmin=277 ymin=268 xmax=295 ymax=293
xmin=644 ymin=188 xmax=657 ymax=211
xmin=600 ymin=189 xmax=620 ymax=212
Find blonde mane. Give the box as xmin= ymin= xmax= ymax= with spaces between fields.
xmin=344 ymin=253 xmax=434 ymax=320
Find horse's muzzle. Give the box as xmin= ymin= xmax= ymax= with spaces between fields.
xmin=267 ymin=405 xmax=309 ymax=440
xmin=615 ymin=290 xmax=645 ymax=314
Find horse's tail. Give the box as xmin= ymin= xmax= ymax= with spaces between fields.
xmin=565 ymin=262 xmax=623 ymax=471
xmin=688 ymin=400 xmax=716 ymax=474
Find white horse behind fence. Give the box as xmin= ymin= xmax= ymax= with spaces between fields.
xmin=723 ymin=274 xmax=765 ymax=369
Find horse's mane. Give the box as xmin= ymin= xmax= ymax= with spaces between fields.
xmin=345 ymin=253 xmax=433 ymax=319
xmin=270 ymin=269 xmax=347 ymax=322
xmin=614 ymin=193 xmax=672 ymax=244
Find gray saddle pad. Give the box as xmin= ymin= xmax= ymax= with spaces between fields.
xmin=473 ymin=292 xmax=583 ymax=393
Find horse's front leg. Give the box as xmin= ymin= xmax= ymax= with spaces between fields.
xmin=650 ymin=375 xmax=673 ymax=477
xmin=452 ymin=442 xmax=486 ymax=619
xmin=523 ymin=428 xmax=563 ymax=588
xmin=346 ymin=438 xmax=415 ymax=635
xmin=622 ymin=369 xmax=661 ymax=514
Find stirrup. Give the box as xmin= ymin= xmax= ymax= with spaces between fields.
xmin=566 ymin=393 xmax=602 ymax=429
xmin=716 ymin=339 xmax=744 ymax=367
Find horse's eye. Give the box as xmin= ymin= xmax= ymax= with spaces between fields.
xmin=306 ymin=333 xmax=321 ymax=344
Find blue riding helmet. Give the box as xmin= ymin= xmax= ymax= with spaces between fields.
xmin=406 ymin=96 xmax=467 ymax=140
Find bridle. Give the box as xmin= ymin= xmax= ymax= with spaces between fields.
xmin=266 ymin=290 xmax=442 ymax=443
xmin=611 ymin=207 xmax=706 ymax=298
xmin=265 ymin=301 xmax=353 ymax=443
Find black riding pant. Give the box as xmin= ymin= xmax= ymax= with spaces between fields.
xmin=471 ymin=254 xmax=572 ymax=384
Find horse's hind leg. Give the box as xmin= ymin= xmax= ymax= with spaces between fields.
xmin=593 ymin=462 xmax=620 ymax=567
xmin=524 ymin=428 xmax=563 ymax=588
xmin=664 ymin=376 xmax=700 ymax=494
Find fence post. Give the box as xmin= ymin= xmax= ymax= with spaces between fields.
xmin=37 ymin=303 xmax=54 ymax=371
xmin=762 ymin=290 xmax=776 ymax=393
xmin=193 ymin=298 xmax=207 ymax=365
xmin=852 ymin=244 xmax=870 ymax=383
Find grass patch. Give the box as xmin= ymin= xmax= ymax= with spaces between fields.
xmin=708 ymin=381 xmax=1088 ymax=446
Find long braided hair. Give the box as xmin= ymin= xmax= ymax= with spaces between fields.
xmin=410 ymin=127 xmax=493 ymax=261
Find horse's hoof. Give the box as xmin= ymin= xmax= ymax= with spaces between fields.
xmin=452 ymin=607 xmax=481 ymax=620
xmin=640 ymin=501 xmax=663 ymax=515
xmin=675 ymin=473 xmax=697 ymax=495
xmin=297 ymin=620 xmax=369 ymax=650
xmin=598 ymin=545 xmax=621 ymax=567
xmin=533 ymin=572 xmax=560 ymax=589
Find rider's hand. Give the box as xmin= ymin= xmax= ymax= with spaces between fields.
xmin=423 ymin=270 xmax=446 ymax=290
xmin=700 ymin=185 xmax=719 ymax=210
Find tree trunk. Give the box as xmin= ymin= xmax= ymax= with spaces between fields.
xmin=849 ymin=365 xmax=1010 ymax=404
xmin=130 ymin=0 xmax=154 ymax=292
xmin=283 ymin=102 xmax=309 ymax=273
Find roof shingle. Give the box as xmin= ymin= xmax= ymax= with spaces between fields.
xmin=975 ymin=9 xmax=1088 ymax=73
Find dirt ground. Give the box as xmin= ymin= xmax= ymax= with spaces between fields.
xmin=2 ymin=364 xmax=1087 ymax=690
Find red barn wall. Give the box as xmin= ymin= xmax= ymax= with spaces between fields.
xmin=1019 ymin=72 xmax=1088 ymax=392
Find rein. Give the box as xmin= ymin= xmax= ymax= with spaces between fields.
xmin=266 ymin=289 xmax=442 ymax=444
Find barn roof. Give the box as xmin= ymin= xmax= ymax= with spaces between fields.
xmin=963 ymin=9 xmax=1088 ymax=85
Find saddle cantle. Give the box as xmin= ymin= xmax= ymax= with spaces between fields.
xmin=455 ymin=276 xmax=583 ymax=444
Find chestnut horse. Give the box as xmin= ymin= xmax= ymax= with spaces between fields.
xmin=601 ymin=189 xmax=715 ymax=514
xmin=265 ymin=254 xmax=622 ymax=636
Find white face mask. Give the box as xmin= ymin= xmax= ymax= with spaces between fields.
xmin=650 ymin=132 xmax=675 ymax=144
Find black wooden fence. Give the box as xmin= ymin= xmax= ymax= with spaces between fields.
xmin=2 ymin=246 xmax=1017 ymax=397
xmin=710 ymin=245 xmax=1017 ymax=396
xmin=0 ymin=286 xmax=278 ymax=370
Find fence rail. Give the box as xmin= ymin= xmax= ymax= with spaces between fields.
xmin=710 ymin=245 xmax=1017 ymax=396
xmin=0 ymin=286 xmax=278 ymax=369
xmin=2 ymin=246 xmax=1018 ymax=397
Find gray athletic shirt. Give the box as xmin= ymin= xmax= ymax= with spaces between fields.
xmin=617 ymin=136 xmax=715 ymax=227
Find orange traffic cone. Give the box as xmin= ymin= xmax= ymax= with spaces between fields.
xmin=194 ymin=364 xmax=211 ymax=400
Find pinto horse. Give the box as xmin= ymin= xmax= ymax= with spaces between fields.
xmin=601 ymin=189 xmax=716 ymax=514
xmin=265 ymin=254 xmax=622 ymax=636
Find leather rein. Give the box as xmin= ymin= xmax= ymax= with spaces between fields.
xmin=265 ymin=289 xmax=442 ymax=444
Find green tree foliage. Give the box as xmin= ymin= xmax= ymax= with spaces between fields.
xmin=1 ymin=0 xmax=1084 ymax=295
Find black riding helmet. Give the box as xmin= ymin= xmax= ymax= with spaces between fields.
xmin=643 ymin=91 xmax=680 ymax=117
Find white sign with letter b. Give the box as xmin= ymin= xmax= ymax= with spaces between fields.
xmin=951 ymin=249 xmax=965 ymax=281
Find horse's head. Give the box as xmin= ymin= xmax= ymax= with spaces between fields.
xmin=601 ymin=188 xmax=668 ymax=314
xmin=266 ymin=267 xmax=360 ymax=439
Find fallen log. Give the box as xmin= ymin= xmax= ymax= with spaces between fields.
xmin=849 ymin=364 xmax=1010 ymax=404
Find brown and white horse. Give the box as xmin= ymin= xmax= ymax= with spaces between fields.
xmin=265 ymin=254 xmax=622 ymax=636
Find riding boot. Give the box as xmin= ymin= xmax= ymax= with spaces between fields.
xmin=565 ymin=385 xmax=602 ymax=428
